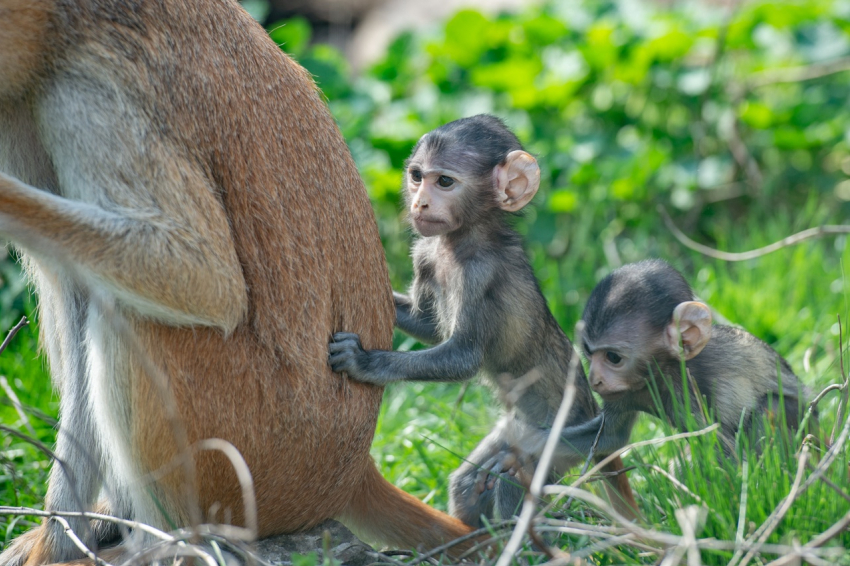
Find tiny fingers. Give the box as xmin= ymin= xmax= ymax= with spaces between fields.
xmin=329 ymin=340 xmax=356 ymax=354
xmin=332 ymin=332 xmax=361 ymax=342
xmin=474 ymin=451 xmax=519 ymax=493
xmin=474 ymin=456 xmax=498 ymax=493
xmin=328 ymin=352 xmax=349 ymax=368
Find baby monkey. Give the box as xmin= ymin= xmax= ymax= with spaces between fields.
xmin=329 ymin=115 xmax=638 ymax=527
xmin=550 ymin=259 xmax=813 ymax=459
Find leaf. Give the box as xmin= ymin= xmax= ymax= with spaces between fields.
xmin=292 ymin=552 xmax=319 ymax=566
xmin=470 ymin=57 xmax=543 ymax=92
xmin=740 ymin=101 xmax=774 ymax=129
xmin=548 ymin=190 xmax=578 ymax=212
xmin=523 ymin=13 xmax=569 ymax=45
xmin=611 ymin=177 xmax=635 ymax=199
xmin=301 ymin=45 xmax=351 ymax=99
xmin=441 ymin=10 xmax=491 ymax=68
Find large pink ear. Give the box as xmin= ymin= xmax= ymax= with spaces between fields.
xmin=496 ymin=150 xmax=540 ymax=212
xmin=665 ymin=301 xmax=712 ymax=360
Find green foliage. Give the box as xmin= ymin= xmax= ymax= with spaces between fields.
xmin=0 ymin=257 xmax=54 ymax=543
xmin=268 ymin=0 xmax=850 ymax=561
xmin=276 ymin=0 xmax=850 ymax=317
xmin=3 ymin=0 xmax=850 ymax=562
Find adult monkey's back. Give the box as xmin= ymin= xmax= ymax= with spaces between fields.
xmin=0 ymin=1 xmax=472 ymax=564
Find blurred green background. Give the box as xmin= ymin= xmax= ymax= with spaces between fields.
xmin=2 ymin=0 xmax=850 ymax=562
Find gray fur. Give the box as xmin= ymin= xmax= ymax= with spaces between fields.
xmin=330 ymin=115 xmax=603 ymax=528
xmin=564 ymin=259 xmax=814 ymax=457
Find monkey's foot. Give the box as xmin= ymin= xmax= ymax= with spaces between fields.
xmin=474 ymin=451 xmax=521 ymax=493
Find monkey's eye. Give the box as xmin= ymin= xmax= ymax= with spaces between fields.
xmin=410 ymin=169 xmax=423 ymax=183
xmin=437 ymin=175 xmax=454 ymax=188
xmin=605 ymin=351 xmax=623 ymax=365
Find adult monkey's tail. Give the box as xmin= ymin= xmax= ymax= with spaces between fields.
xmin=339 ymin=462 xmax=476 ymax=556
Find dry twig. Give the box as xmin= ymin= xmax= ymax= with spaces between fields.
xmin=494 ymin=323 xmax=585 ymax=566
xmin=660 ymin=205 xmax=850 ymax=262
xmin=51 ymin=515 xmax=115 ymax=566
xmin=748 ymin=56 xmax=850 ymax=89
xmin=0 ymin=316 xmax=28 ymax=356
xmin=832 ymin=316 xmax=850 ymax=445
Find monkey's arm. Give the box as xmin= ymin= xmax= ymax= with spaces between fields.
xmin=332 ymin=258 xmax=498 ymax=384
xmin=0 ymin=170 xmax=247 ymax=332
xmin=474 ymin=409 xmax=638 ymax=491
xmin=510 ymin=407 xmax=638 ymax=460
xmin=329 ymin=331 xmax=482 ymax=384
xmin=558 ymin=409 xmax=637 ymax=456
xmin=394 ymin=291 xmax=441 ymax=344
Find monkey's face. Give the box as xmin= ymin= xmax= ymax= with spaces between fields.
xmin=404 ymin=151 xmax=467 ymax=237
xmin=583 ymin=329 xmax=659 ymax=400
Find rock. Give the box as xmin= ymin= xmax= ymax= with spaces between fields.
xmin=251 ymin=520 xmax=376 ymax=566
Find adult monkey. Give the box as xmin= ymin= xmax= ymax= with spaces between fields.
xmin=0 ymin=1 xmax=471 ymax=564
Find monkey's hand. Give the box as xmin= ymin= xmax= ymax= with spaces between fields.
xmin=329 ymin=332 xmax=374 ymax=382
xmin=474 ymin=450 xmax=524 ymax=493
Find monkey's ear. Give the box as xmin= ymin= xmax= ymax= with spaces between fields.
xmin=665 ymin=301 xmax=712 ymax=360
xmin=496 ymin=150 xmax=540 ymax=212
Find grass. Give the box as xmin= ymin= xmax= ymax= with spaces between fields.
xmin=367 ymin=215 xmax=850 ymax=564
xmin=1 ymin=208 xmax=849 ymax=565
xmin=1 ymin=157 xmax=849 ymax=566
xmin=1 ymin=214 xmax=850 ymax=564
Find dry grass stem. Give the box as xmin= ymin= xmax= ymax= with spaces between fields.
xmin=406 ymin=521 xmax=515 ymax=565
xmin=563 ymin=411 xmax=605 ymax=511
xmin=0 ymin=375 xmax=36 ymax=439
xmin=807 ymin=383 xmax=842 ymax=412
xmin=0 ymin=425 xmax=90 ymax=519
xmin=641 ymin=464 xmax=706 ymax=507
xmin=196 ymin=439 xmax=258 ymax=540
xmin=0 ymin=316 xmax=28 ymax=356
xmin=567 ymin=423 xmax=720 ymax=493
xmin=51 ymin=515 xmax=115 ymax=566
xmin=0 ymin=316 xmax=35 ymax=438
xmin=732 ymin=444 xmax=811 ymax=566
xmin=660 ymin=205 xmax=850 ymax=261
xmin=0 ymin=507 xmax=174 ymax=541
xmin=542 ymin=486 xmax=843 ymax=562
xmin=660 ymin=506 xmax=705 ymax=566
xmin=494 ymin=323 xmax=584 ymax=566
xmin=748 ymin=55 xmax=850 ymax=88
xmin=805 ymin=461 xmax=850 ymax=503
xmin=764 ymin=508 xmax=850 ymax=565
xmin=799 ymin=401 xmax=850 ymax=495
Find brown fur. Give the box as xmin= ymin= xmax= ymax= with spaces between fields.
xmin=0 ymin=1 xmax=471 ymax=563
xmin=0 ymin=0 xmax=50 ymax=99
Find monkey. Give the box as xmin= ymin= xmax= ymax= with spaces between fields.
xmin=329 ymin=114 xmax=639 ymax=528
xmin=540 ymin=259 xmax=814 ymax=462
xmin=0 ymin=1 xmax=473 ymax=564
